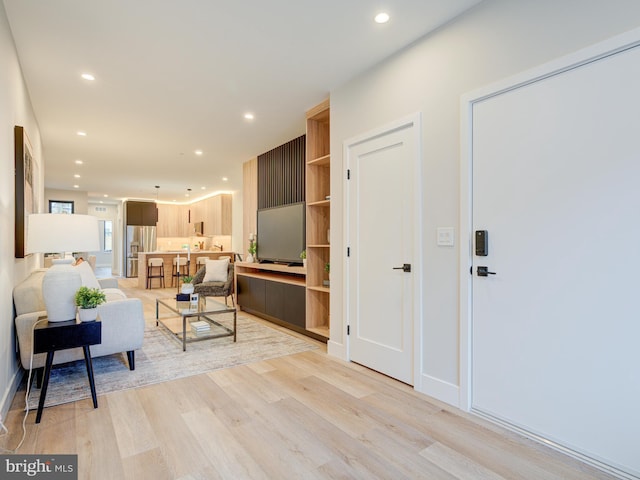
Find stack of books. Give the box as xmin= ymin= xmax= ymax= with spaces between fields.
xmin=190 ymin=320 xmax=210 ymax=337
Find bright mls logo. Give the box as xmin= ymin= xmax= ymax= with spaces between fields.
xmin=1 ymin=455 xmax=77 ymax=479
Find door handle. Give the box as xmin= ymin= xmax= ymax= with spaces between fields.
xmin=477 ymin=266 xmax=496 ymax=277
xmin=393 ymin=263 xmax=411 ymax=273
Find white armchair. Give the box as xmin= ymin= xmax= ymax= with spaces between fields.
xmin=13 ymin=269 xmax=145 ymax=372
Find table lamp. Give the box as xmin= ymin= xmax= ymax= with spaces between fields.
xmin=26 ymin=214 xmax=100 ymax=322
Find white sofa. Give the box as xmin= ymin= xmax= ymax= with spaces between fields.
xmin=13 ymin=268 xmax=145 ymax=372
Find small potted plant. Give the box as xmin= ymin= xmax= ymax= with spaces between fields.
xmin=323 ymin=262 xmax=330 ymax=287
xmin=300 ymin=250 xmax=307 ymax=267
xmin=247 ymin=240 xmax=257 ymax=263
xmin=181 ymin=275 xmax=194 ymax=294
xmin=75 ymin=286 xmax=106 ymax=322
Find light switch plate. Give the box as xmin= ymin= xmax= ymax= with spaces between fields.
xmin=437 ymin=227 xmax=455 ymax=247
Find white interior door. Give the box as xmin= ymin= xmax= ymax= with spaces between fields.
xmin=346 ymin=116 xmax=420 ymax=385
xmin=470 ymin=44 xmax=640 ymax=477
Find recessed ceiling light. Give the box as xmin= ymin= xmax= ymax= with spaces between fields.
xmin=374 ymin=12 xmax=390 ymax=24
xmin=81 ymin=73 xmax=95 ymax=81
xmin=201 ymin=186 xmax=206 ymax=190
xmin=103 ymin=194 xmax=108 ymax=198
xmin=244 ymin=113 xmax=254 ymax=120
xmin=73 ymin=184 xmax=79 ymax=189
xmin=77 ymin=131 xmax=87 ymax=136
xmin=75 ymin=159 xmax=83 ymax=165
xmin=195 ymin=150 xmax=203 ymax=156
xmin=74 ymin=174 xmax=81 ymax=178
xmin=222 ymin=177 xmax=228 ymax=182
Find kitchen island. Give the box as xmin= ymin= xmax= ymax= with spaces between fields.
xmin=138 ymin=251 xmax=235 ymax=289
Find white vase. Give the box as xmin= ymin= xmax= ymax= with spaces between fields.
xmin=181 ymin=283 xmax=194 ymax=294
xmin=246 ymin=254 xmax=254 ymax=263
xmin=302 ymin=258 xmax=307 ymax=268
xmin=43 ymin=260 xmax=82 ymax=322
xmin=78 ymin=307 xmax=98 ymax=322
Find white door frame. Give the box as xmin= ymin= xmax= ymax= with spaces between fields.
xmin=344 ymin=113 xmax=423 ymax=385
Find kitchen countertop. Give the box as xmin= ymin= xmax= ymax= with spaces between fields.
xmin=139 ymin=250 xmax=234 ymax=255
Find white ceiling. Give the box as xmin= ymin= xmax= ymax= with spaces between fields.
xmin=4 ymin=0 xmax=480 ymax=204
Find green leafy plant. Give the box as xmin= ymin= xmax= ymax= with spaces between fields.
xmin=300 ymin=250 xmax=306 ymax=260
xmin=248 ymin=240 xmax=257 ymax=255
xmin=74 ymin=286 xmax=106 ymax=309
xmin=324 ymin=262 xmax=330 ymax=274
xmin=182 ymin=275 xmax=194 ymax=284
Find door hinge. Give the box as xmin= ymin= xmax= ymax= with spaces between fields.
xmin=347 ymin=247 xmax=350 ymax=257
xmin=347 ymin=169 xmax=351 ymax=180
xmin=347 ymin=325 xmax=350 ymax=335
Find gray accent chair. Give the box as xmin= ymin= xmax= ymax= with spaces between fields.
xmin=192 ymin=263 xmax=235 ymax=307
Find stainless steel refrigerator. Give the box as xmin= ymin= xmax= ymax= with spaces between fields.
xmin=126 ymin=226 xmax=157 ymax=277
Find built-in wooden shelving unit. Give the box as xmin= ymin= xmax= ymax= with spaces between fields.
xmin=305 ymin=99 xmax=331 ymax=339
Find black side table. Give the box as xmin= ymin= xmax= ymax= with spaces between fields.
xmin=33 ymin=318 xmax=102 ymax=423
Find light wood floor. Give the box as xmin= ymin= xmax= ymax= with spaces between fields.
xmin=1 ymin=277 xmax=615 ymax=479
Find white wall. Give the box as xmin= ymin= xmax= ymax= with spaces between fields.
xmin=88 ymin=202 xmax=120 ymax=271
xmin=44 ymin=188 xmax=89 ymax=214
xmin=0 ymin=4 xmax=43 ymax=418
xmin=329 ymin=0 xmax=640 ymax=403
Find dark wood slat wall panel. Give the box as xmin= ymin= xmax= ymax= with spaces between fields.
xmin=258 ymin=135 xmax=305 ymax=209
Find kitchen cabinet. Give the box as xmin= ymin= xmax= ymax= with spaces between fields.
xmin=199 ymin=194 xmax=232 ymax=235
xmin=126 ymin=201 xmax=157 ymax=226
xmin=156 ymin=203 xmax=190 ymax=237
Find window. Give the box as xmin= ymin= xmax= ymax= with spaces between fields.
xmin=49 ymin=200 xmax=74 ymax=214
xmin=103 ymin=220 xmax=113 ymax=252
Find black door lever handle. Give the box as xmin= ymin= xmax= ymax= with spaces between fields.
xmin=477 ymin=266 xmax=496 ymax=277
xmin=393 ymin=263 xmax=411 ymax=273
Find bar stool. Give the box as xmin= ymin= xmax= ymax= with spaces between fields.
xmin=171 ymin=257 xmax=189 ymax=286
xmin=146 ymin=258 xmax=165 ymax=288
xmin=196 ymin=257 xmax=210 ymax=270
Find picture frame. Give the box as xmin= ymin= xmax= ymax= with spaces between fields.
xmin=15 ymin=125 xmax=38 ymax=258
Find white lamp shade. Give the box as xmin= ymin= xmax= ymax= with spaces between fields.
xmin=25 ymin=213 xmax=100 ymax=322
xmin=26 ymin=213 xmax=100 ymax=254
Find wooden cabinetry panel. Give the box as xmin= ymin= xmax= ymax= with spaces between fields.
xmin=157 ymin=204 xmax=189 ymax=237
xmin=190 ymin=200 xmax=204 ymax=225
xmin=201 ymin=194 xmax=232 ymax=235
xmin=126 ymin=201 xmax=157 ymax=226
xmin=237 ymin=275 xmax=266 ymax=312
xmin=235 ymin=262 xmax=323 ymax=341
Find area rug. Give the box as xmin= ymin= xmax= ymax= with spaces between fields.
xmin=27 ymin=316 xmax=318 ymax=409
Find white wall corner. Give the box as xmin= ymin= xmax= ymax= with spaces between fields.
xmin=326 ymin=339 xmax=347 ymax=361
xmin=1 ymin=368 xmax=23 ymax=423
xmin=415 ymin=373 xmax=460 ymax=408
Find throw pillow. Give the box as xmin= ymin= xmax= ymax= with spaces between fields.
xmin=73 ymin=260 xmax=101 ymax=290
xmin=204 ymin=258 xmax=229 ymax=283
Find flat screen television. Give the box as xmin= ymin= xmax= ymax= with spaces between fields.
xmin=257 ymin=202 xmax=305 ymax=265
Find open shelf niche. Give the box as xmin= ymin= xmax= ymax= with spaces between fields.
xmin=305 ymin=99 xmax=330 ymax=339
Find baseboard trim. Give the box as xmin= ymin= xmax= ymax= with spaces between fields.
xmin=326 ymin=339 xmax=347 ymax=360
xmin=1 ymin=368 xmax=23 ymax=422
xmin=415 ymin=373 xmax=459 ymax=407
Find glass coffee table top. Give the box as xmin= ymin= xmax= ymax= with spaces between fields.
xmin=155 ymin=296 xmax=236 ymax=351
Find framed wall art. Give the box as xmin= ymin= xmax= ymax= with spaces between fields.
xmin=15 ymin=125 xmax=38 ymax=258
